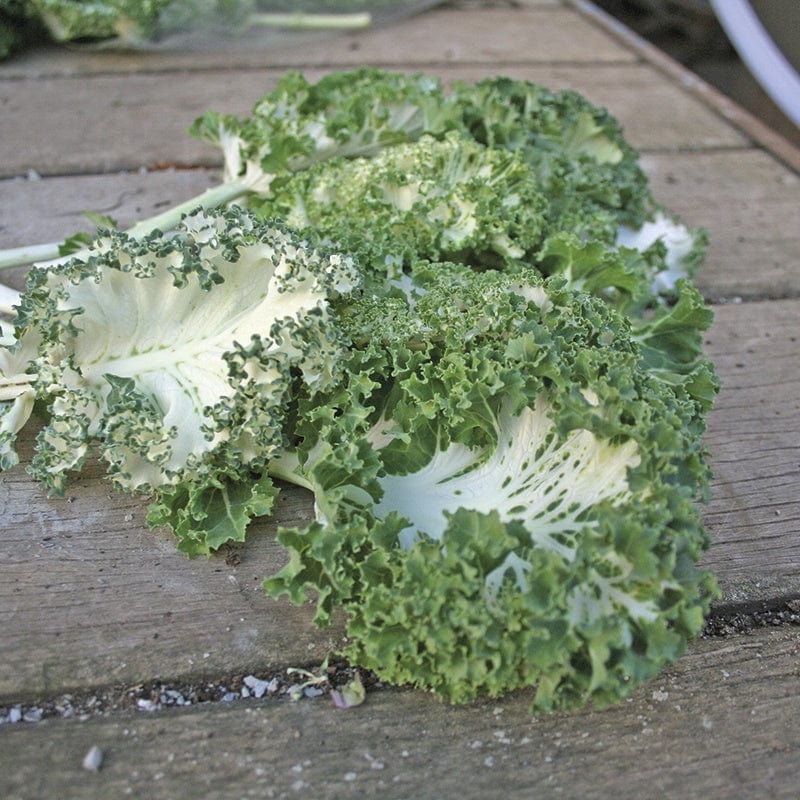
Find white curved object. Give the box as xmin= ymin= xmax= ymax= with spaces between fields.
xmin=709 ymin=0 xmax=800 ymax=128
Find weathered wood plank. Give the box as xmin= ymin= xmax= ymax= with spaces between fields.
xmin=1 ymin=627 xmax=798 ymax=800
xmin=0 ymin=62 xmax=748 ymax=180
xmin=641 ymin=150 xmax=800 ymax=302
xmin=0 ymin=4 xmax=631 ymax=80
xmin=702 ymin=298 xmax=800 ymax=604
xmin=0 ymin=426 xmax=344 ymax=702
xmin=0 ymin=72 xmax=229 ymax=179
xmin=566 ymin=0 xmax=800 ymax=174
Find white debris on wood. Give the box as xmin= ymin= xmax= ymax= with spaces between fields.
xmin=82 ymin=745 xmax=104 ymax=772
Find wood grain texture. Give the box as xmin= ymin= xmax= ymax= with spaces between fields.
xmin=702 ymin=299 xmax=800 ymax=604
xmin=0 ymin=169 xmax=218 ymax=268
xmin=641 ymin=151 xmax=800 ymax=303
xmin=0 ymin=62 xmax=749 ymax=179
xmin=0 ymin=428 xmax=345 ymax=701
xmin=1 ymin=627 xmax=798 ymax=800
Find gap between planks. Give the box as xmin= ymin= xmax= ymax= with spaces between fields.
xmin=1 ymin=596 xmax=797 ymax=717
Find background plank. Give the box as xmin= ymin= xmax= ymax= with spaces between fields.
xmin=642 ymin=151 xmax=800 ymax=302
xmin=0 ymin=62 xmax=748 ymax=180
xmin=1 ymin=626 xmax=798 ymax=800
xmin=0 ymin=4 xmax=631 ymax=79
xmin=565 ymin=0 xmax=800 ymax=174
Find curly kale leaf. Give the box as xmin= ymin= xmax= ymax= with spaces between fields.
xmin=3 ymin=206 xmax=359 ymax=553
xmin=265 ymin=264 xmax=718 ymax=710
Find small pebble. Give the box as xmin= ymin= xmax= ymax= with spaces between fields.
xmin=164 ymin=689 xmax=187 ymax=705
xmin=243 ymin=675 xmax=271 ymax=699
xmin=82 ymin=745 xmax=103 ymax=772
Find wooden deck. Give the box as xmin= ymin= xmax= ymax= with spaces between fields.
xmin=1 ymin=1 xmax=798 ymax=797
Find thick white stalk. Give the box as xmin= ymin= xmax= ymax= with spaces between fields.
xmin=0 ymin=175 xmax=256 ymax=272
xmin=0 ymin=375 xmax=36 ymax=401
xmin=0 ymin=241 xmax=65 ymax=270
xmin=249 ymin=12 xmax=371 ymax=30
xmin=124 ymin=175 xmax=254 ymax=239
xmin=267 ymin=452 xmax=316 ymax=494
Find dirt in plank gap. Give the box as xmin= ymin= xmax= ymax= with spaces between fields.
xmin=2 ymin=600 xmax=798 ymax=726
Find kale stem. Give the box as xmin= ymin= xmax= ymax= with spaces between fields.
xmin=124 ymin=175 xmax=252 ymax=239
xmin=248 ymin=12 xmax=371 ymax=30
xmin=0 ymin=176 xmax=253 ymax=271
xmin=267 ymin=453 xmax=316 ymax=493
xmin=0 ymin=242 xmax=64 ymax=271
xmin=0 ymin=375 xmax=36 ymax=401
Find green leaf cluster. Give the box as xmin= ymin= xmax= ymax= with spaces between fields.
xmin=0 ymin=69 xmax=720 ymax=711
xmin=196 ymin=69 xmax=704 ymax=306
xmin=190 ymin=68 xmax=460 ymax=187
xmin=2 ymin=206 xmax=359 ymax=554
xmin=265 ymin=264 xmax=717 ymax=708
xmin=255 ymin=131 xmax=551 ymax=275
